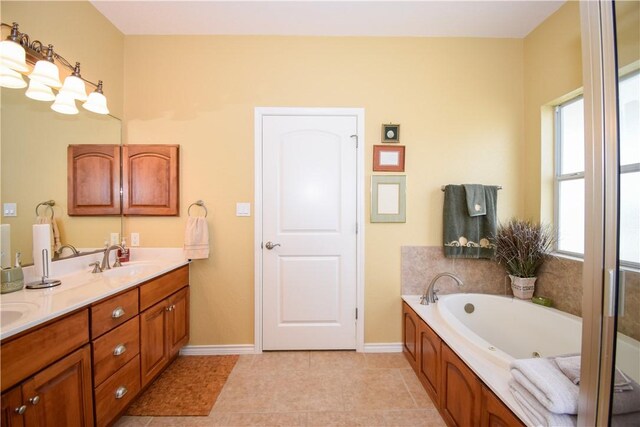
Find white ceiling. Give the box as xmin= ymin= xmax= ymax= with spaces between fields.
xmin=91 ymin=1 xmax=565 ymax=38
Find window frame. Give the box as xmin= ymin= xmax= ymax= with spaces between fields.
xmin=554 ymin=72 xmax=640 ymax=269
xmin=554 ymin=95 xmax=585 ymax=259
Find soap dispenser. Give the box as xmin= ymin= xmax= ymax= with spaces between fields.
xmin=1 ymin=252 xmax=24 ymax=294
xmin=118 ymin=239 xmax=130 ymax=263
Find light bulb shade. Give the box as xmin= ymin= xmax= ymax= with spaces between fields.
xmin=59 ymin=75 xmax=87 ymax=101
xmin=82 ymin=90 xmax=109 ymax=115
xmin=51 ymin=92 xmax=78 ymax=115
xmin=0 ymin=66 xmax=27 ymax=89
xmin=0 ymin=40 xmax=29 ymax=72
xmin=29 ymin=60 xmax=62 ymax=88
xmin=25 ymin=79 xmax=56 ymax=101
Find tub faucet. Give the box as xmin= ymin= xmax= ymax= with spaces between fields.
xmin=420 ymin=272 xmax=464 ymax=305
xmin=101 ymin=245 xmax=124 ymax=270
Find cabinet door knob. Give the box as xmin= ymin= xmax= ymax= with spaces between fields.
xmin=111 ymin=306 xmax=125 ymax=318
xmin=114 ymin=386 xmax=128 ymax=399
xmin=113 ymin=344 xmax=127 ymax=356
xmin=15 ymin=405 xmax=27 ymax=415
xmin=28 ymin=395 xmax=40 ymax=405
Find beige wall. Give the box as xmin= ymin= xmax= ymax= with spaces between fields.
xmin=522 ymin=1 xmax=582 ymax=222
xmin=124 ymin=36 xmax=524 ymax=345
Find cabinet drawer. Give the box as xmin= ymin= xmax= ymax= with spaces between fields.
xmin=1 ymin=310 xmax=89 ymax=392
xmin=92 ymin=317 xmax=140 ymax=387
xmin=91 ymin=288 xmax=138 ymax=338
xmin=94 ymin=355 xmax=141 ymax=427
xmin=139 ymin=265 xmax=189 ymax=311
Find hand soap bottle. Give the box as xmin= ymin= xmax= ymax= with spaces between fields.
xmin=117 ymin=239 xmax=130 ymax=263
xmin=1 ymin=252 xmax=24 ymax=294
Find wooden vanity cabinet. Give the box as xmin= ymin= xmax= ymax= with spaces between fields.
xmin=1 ymin=342 xmax=93 ymax=427
xmin=67 ymin=144 xmax=121 ymax=216
xmin=1 ymin=387 xmax=24 ymax=427
xmin=122 ymin=144 xmax=179 ymax=216
xmin=140 ymin=266 xmax=190 ymax=388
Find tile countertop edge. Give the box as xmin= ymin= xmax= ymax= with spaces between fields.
xmin=402 ymin=295 xmax=534 ymax=427
xmin=1 ymin=250 xmax=190 ymax=342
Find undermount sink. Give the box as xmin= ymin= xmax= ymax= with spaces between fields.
xmin=101 ymin=262 xmax=161 ymax=279
xmin=1 ymin=302 xmax=40 ymax=327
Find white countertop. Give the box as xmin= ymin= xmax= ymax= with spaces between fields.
xmin=0 ymin=248 xmax=189 ymax=341
xmin=402 ymin=295 xmax=533 ymax=427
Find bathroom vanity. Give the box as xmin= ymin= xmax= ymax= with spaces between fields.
xmin=0 ymin=255 xmax=189 ymax=426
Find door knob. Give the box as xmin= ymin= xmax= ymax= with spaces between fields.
xmin=264 ymin=241 xmax=281 ymax=250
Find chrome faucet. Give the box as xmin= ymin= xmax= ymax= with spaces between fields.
xmin=55 ymin=244 xmax=79 ymax=257
xmin=101 ymin=245 xmax=124 ymax=270
xmin=420 ymin=272 xmax=464 ymax=305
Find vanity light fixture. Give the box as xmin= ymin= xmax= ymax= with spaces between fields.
xmin=0 ymin=22 xmax=109 ymax=115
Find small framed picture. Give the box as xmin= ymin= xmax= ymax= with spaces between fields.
xmin=382 ymin=124 xmax=400 ymax=143
xmin=371 ymin=175 xmax=406 ymax=223
xmin=373 ymin=145 xmax=405 ymax=172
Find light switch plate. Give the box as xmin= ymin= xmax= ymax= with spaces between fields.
xmin=3 ymin=203 xmax=17 ymax=217
xmin=236 ymin=202 xmax=251 ymax=217
xmin=131 ymin=233 xmax=140 ymax=247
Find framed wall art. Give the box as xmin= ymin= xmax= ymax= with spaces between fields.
xmin=370 ymin=175 xmax=406 ymax=223
xmin=373 ymin=145 xmax=405 ymax=172
xmin=381 ymin=124 xmax=400 ymax=143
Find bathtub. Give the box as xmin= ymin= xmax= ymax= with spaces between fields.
xmin=435 ymin=293 xmax=640 ymax=383
xmin=402 ymin=293 xmax=640 ymax=426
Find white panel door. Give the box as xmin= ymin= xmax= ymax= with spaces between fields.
xmin=262 ymin=115 xmax=357 ymax=350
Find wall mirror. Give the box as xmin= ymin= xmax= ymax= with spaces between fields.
xmin=1 ymin=87 xmax=122 ymax=266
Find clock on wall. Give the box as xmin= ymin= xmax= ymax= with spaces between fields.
xmin=382 ymin=124 xmax=400 ymax=143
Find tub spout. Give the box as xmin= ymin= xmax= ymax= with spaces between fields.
xmin=420 ymin=272 xmax=464 ymax=305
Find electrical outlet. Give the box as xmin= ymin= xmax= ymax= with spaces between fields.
xmin=110 ymin=232 xmax=120 ymax=246
xmin=130 ymin=233 xmax=140 ymax=247
xmin=3 ymin=203 xmax=17 ymax=217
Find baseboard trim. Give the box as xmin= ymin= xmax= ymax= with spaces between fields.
xmin=180 ymin=344 xmax=256 ymax=355
xmin=363 ymin=343 xmax=403 ymax=353
xmin=179 ymin=343 xmax=401 ymax=355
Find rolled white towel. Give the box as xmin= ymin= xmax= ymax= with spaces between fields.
xmin=511 ymin=357 xmax=579 ymax=414
xmin=509 ymin=380 xmax=576 ymax=427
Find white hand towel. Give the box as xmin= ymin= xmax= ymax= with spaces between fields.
xmin=509 ymin=380 xmax=577 ymax=427
xmin=184 ymin=217 xmax=209 ymax=259
xmin=511 ymin=357 xmax=579 ymax=414
xmin=36 ymin=215 xmax=62 ymax=252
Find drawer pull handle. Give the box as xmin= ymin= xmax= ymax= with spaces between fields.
xmin=15 ymin=405 xmax=27 ymax=415
xmin=112 ymin=306 xmax=125 ymax=318
xmin=29 ymin=396 xmax=40 ymax=405
xmin=115 ymin=386 xmax=128 ymax=399
xmin=113 ymin=344 xmax=127 ymax=356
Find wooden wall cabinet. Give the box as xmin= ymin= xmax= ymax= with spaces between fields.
xmin=122 ymin=145 xmax=179 ymax=216
xmin=67 ymin=144 xmax=121 ymax=216
xmin=67 ymin=144 xmax=179 ymax=216
xmin=402 ymin=303 xmax=524 ymax=427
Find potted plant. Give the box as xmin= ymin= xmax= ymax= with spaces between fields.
xmin=493 ymin=219 xmax=555 ymax=299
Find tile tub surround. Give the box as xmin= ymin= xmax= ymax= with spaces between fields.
xmin=114 ymin=351 xmax=446 ymax=427
xmin=402 ymin=246 xmax=640 ymax=341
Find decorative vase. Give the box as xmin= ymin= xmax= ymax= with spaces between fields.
xmin=509 ymin=275 xmax=537 ymax=299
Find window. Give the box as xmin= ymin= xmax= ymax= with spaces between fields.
xmin=554 ymin=71 xmax=640 ymax=267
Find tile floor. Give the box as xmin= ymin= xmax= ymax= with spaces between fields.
xmin=115 ymin=352 xmax=446 ymax=426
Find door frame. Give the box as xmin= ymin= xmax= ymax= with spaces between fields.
xmin=254 ymin=107 xmax=365 ymax=353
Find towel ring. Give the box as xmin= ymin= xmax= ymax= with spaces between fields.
xmin=35 ymin=200 xmax=55 ymax=219
xmin=188 ymin=200 xmax=208 ymax=218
